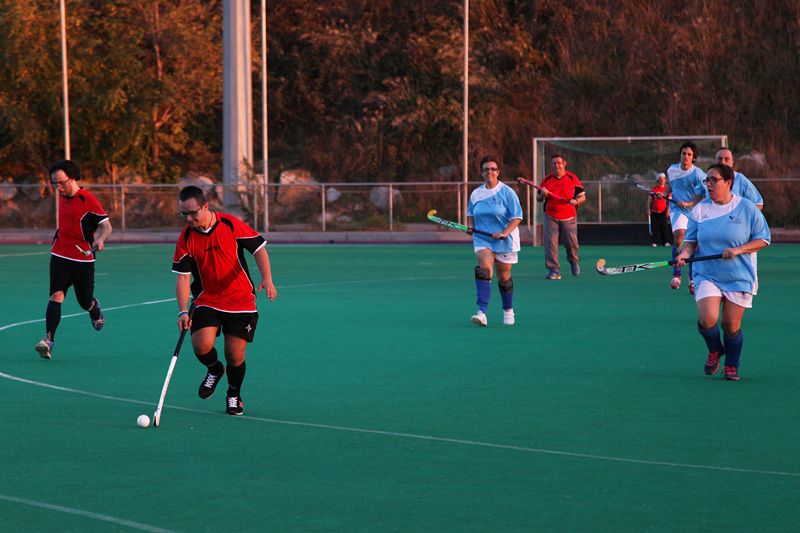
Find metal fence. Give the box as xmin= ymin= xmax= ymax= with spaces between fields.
xmin=1 ymin=179 xmax=797 ymax=233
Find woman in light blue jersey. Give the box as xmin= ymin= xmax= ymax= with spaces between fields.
xmin=666 ymin=142 xmax=707 ymax=293
xmin=467 ymin=155 xmax=523 ymax=327
xmin=676 ymin=163 xmax=770 ymax=381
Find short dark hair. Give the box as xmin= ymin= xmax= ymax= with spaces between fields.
xmin=551 ymin=154 xmax=566 ymax=161
xmin=706 ymin=163 xmax=735 ymax=182
xmin=49 ymin=160 xmax=82 ymax=180
xmin=679 ymin=142 xmax=698 ymax=162
xmin=179 ymin=185 xmax=207 ymax=204
xmin=479 ymin=155 xmax=499 ymax=171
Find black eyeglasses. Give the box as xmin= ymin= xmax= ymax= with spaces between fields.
xmin=482 ymin=167 xmax=499 ymax=173
xmin=703 ymin=177 xmax=725 ymax=185
xmin=51 ymin=179 xmax=71 ymax=187
xmin=179 ymin=205 xmax=206 ymax=218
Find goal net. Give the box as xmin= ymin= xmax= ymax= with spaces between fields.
xmin=528 ymin=135 xmax=728 ymax=244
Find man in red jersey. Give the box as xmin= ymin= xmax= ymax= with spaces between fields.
xmin=648 ymin=172 xmax=672 ymax=247
xmin=172 ymin=185 xmax=277 ymax=415
xmin=537 ymin=155 xmax=586 ymax=279
xmin=35 ymin=160 xmax=112 ymax=360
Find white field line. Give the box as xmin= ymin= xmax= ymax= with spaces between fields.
xmin=1 ymin=370 xmax=799 ymax=479
xmin=0 ymin=494 xmax=176 ymax=533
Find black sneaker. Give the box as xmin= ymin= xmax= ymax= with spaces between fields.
xmin=91 ymin=299 xmax=105 ymax=331
xmin=226 ymin=395 xmax=244 ymax=416
xmin=198 ymin=367 xmax=225 ymax=399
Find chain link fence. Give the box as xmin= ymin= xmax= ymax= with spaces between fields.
xmin=1 ymin=179 xmax=797 ymax=233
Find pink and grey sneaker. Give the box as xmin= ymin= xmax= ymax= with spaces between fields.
xmin=724 ymin=365 xmax=740 ymax=381
xmin=688 ymin=280 xmax=695 ymax=295
xmin=704 ymin=351 xmax=722 ymax=376
xmin=670 ymin=276 xmax=681 ymax=289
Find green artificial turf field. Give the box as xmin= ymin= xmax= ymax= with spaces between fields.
xmin=1 ymin=243 xmax=798 ymax=532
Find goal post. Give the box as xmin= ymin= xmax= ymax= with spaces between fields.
xmin=528 ymin=135 xmax=728 ymax=246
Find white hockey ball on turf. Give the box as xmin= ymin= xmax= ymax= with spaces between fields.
xmin=137 ymin=414 xmax=151 ymax=428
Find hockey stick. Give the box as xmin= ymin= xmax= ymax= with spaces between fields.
xmin=153 ymin=303 xmax=195 ymax=427
xmin=426 ymin=209 xmax=499 ymax=238
xmin=624 ymin=176 xmax=679 ymax=205
xmin=516 ymin=177 xmax=568 ymax=202
xmin=595 ymin=254 xmax=723 ymax=276
xmin=75 ymin=244 xmax=99 ymax=256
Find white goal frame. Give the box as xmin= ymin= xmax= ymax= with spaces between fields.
xmin=529 ymin=135 xmax=728 ymax=246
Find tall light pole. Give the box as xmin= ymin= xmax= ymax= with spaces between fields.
xmin=462 ymin=0 xmax=469 ymax=224
xmin=222 ymin=0 xmax=253 ymax=216
xmin=59 ymin=0 xmax=71 ymax=160
xmin=261 ymin=0 xmax=269 ymax=232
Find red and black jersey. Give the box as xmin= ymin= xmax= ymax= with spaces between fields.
xmin=541 ymin=171 xmax=584 ymax=220
xmin=172 ymin=213 xmax=266 ymax=313
xmin=650 ymin=185 xmax=669 ymax=213
xmin=51 ymin=188 xmax=109 ymax=262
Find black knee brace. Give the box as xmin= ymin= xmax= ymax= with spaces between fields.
xmin=499 ymin=277 xmax=513 ymax=293
xmin=474 ymin=266 xmax=492 ymax=281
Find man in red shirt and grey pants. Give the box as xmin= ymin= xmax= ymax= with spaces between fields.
xmin=537 ymin=154 xmax=587 ymax=280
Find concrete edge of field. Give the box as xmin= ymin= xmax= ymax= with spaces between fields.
xmin=0 ymin=226 xmax=797 ymax=245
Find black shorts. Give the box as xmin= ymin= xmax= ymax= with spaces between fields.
xmin=50 ymin=255 xmax=95 ymax=309
xmin=190 ymin=306 xmax=259 ymax=343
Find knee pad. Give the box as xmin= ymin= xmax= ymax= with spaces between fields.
xmin=474 ymin=266 xmax=492 ymax=281
xmin=499 ymin=277 xmax=513 ymax=293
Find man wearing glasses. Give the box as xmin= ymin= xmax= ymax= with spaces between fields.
xmin=172 ymin=185 xmax=277 ymax=415
xmin=35 ymin=160 xmax=112 ymax=360
xmin=537 ymin=154 xmax=586 ymax=280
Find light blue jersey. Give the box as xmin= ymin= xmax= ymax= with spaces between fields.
xmin=684 ymin=196 xmax=770 ymax=293
xmin=667 ymin=163 xmax=706 ymax=217
xmin=704 ymin=172 xmax=763 ymax=206
xmin=467 ymin=182 xmax=523 ymax=253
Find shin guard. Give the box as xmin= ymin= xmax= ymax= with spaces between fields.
xmin=474 ymin=266 xmax=491 ymax=313
xmin=498 ymin=277 xmax=514 ymax=311
xmin=723 ymin=329 xmax=744 ymax=368
xmin=698 ymin=322 xmax=724 ymax=354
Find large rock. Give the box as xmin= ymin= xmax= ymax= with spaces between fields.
xmin=369 ymin=186 xmax=402 ymax=212
xmin=276 ymin=169 xmax=319 ymax=206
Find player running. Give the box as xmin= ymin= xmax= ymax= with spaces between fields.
xmin=35 ymin=160 xmax=112 ymax=360
xmin=172 ymin=185 xmax=277 ymax=415
xmin=675 ymin=163 xmax=770 ymax=381
xmin=666 ymin=142 xmax=707 ymax=293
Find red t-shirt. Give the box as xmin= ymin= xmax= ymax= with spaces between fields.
xmin=650 ymin=185 xmax=669 ymax=213
xmin=540 ymin=172 xmax=584 ymax=220
xmin=172 ymin=213 xmax=267 ymax=312
xmin=51 ymin=188 xmax=109 ymax=262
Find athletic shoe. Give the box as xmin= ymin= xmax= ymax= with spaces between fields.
xmin=664 ymin=243 xmax=671 ymax=247
xmin=198 ymin=367 xmax=225 ymax=399
xmin=670 ymin=276 xmax=681 ymax=289
xmin=724 ymin=365 xmax=740 ymax=381
xmin=570 ymin=263 xmax=581 ymax=277
xmin=546 ymin=270 xmax=561 ymax=280
xmin=704 ymin=351 xmax=722 ymax=375
xmin=91 ymin=299 xmax=105 ymax=331
xmin=226 ymin=394 xmax=244 ymax=415
xmin=470 ymin=311 xmax=488 ymax=327
xmin=688 ymin=279 xmax=695 ymax=295
xmin=503 ymin=309 xmax=515 ymax=326
xmin=651 ymin=243 xmax=657 ymax=247
xmin=35 ymin=338 xmax=54 ymax=360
